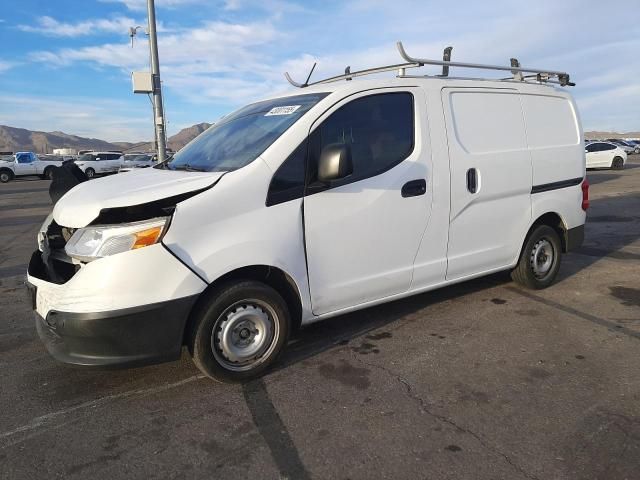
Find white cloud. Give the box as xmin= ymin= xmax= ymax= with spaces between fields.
xmin=0 ymin=95 xmax=154 ymax=142
xmin=18 ymin=16 xmax=138 ymax=37
xmin=0 ymin=60 xmax=14 ymax=73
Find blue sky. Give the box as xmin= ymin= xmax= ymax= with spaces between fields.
xmin=0 ymin=0 xmax=638 ymax=142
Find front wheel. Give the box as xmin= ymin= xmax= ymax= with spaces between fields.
xmin=611 ymin=157 xmax=624 ymax=170
xmin=511 ymin=225 xmax=562 ymax=289
xmin=43 ymin=167 xmax=55 ymax=180
xmin=85 ymin=167 xmax=95 ymax=178
xmin=0 ymin=170 xmax=12 ymax=183
xmin=188 ymin=281 xmax=290 ymax=383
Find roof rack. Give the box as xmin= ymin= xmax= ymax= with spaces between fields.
xmin=284 ymin=41 xmax=574 ymax=88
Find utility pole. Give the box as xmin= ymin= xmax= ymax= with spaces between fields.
xmin=146 ymin=0 xmax=167 ymax=163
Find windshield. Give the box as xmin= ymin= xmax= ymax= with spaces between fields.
xmin=77 ymin=154 xmax=95 ymax=162
xmin=165 ymin=93 xmax=329 ymax=172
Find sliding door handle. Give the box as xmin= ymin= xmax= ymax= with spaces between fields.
xmin=401 ymin=179 xmax=427 ymax=197
xmin=466 ymin=168 xmax=478 ymax=194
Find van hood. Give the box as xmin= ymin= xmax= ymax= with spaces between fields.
xmin=53 ymin=168 xmax=224 ymax=228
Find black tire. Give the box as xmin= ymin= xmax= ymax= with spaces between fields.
xmin=43 ymin=167 xmax=55 ymax=180
xmin=611 ymin=157 xmax=624 ymax=170
xmin=0 ymin=169 xmax=13 ymax=183
xmin=85 ymin=167 xmax=95 ymax=178
xmin=511 ymin=225 xmax=562 ymax=290
xmin=188 ymin=280 xmax=290 ymax=383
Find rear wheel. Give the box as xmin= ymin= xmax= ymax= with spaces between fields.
xmin=611 ymin=157 xmax=624 ymax=170
xmin=511 ymin=225 xmax=562 ymax=289
xmin=188 ymin=281 xmax=290 ymax=383
xmin=0 ymin=170 xmax=13 ymax=183
xmin=85 ymin=167 xmax=95 ymax=178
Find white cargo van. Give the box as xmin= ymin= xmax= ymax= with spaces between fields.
xmin=27 ymin=44 xmax=588 ymax=382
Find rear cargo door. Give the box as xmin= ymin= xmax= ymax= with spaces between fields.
xmin=442 ymin=88 xmax=532 ymax=280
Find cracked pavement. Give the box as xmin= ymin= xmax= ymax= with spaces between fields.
xmin=1 ymin=160 xmax=639 ymax=479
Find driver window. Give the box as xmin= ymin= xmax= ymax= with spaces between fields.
xmin=308 ymin=92 xmax=414 ymax=187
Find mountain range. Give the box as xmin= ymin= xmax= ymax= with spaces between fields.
xmin=0 ymin=123 xmax=212 ymax=154
xmin=0 ymin=124 xmax=637 ymax=154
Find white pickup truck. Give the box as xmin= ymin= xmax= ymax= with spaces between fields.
xmin=0 ymin=152 xmax=63 ymax=183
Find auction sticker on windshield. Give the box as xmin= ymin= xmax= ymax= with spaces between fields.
xmin=265 ymin=105 xmax=301 ymax=116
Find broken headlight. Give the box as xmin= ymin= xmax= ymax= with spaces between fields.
xmin=64 ymin=217 xmax=169 ymax=262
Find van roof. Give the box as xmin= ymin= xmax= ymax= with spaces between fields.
xmin=265 ymin=75 xmax=570 ymax=104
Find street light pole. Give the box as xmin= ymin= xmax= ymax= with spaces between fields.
xmin=146 ymin=0 xmax=167 ymax=163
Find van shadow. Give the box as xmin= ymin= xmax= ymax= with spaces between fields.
xmin=556 ymin=190 xmax=640 ymax=283
xmin=275 ymin=271 xmax=510 ymax=371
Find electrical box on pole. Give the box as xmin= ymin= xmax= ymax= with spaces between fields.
xmin=132 ymin=72 xmax=154 ymax=93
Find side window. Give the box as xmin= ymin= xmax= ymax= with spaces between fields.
xmin=266 ymin=140 xmax=307 ymax=206
xmin=604 ymin=143 xmax=616 ymax=151
xmin=308 ymin=92 xmax=414 ymax=187
xmin=586 ymin=144 xmax=597 ymax=153
xmin=17 ymin=154 xmax=33 ymax=163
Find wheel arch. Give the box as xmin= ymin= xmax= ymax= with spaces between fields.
xmin=183 ymin=264 xmax=303 ymax=345
xmin=0 ymin=167 xmax=14 ymax=181
xmin=519 ymin=212 xmax=569 ymax=260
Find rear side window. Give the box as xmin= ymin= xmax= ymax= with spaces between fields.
xmin=308 ymin=92 xmax=414 ymax=186
xmin=603 ymin=143 xmax=616 ymax=151
xmin=520 ymin=94 xmax=579 ymax=148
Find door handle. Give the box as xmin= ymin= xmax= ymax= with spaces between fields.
xmin=401 ymin=179 xmax=426 ymax=197
xmin=466 ymin=168 xmax=478 ymax=194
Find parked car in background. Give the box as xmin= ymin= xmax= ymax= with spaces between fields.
xmin=118 ymin=153 xmax=155 ymax=173
xmin=622 ymin=140 xmax=640 ymax=154
xmin=585 ymin=142 xmax=626 ymax=169
xmin=605 ymin=139 xmax=636 ymax=155
xmin=74 ymin=152 xmax=123 ymax=178
xmin=0 ymin=151 xmax=63 ymax=182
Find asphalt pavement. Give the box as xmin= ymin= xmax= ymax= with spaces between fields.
xmin=0 ymin=162 xmax=639 ymax=480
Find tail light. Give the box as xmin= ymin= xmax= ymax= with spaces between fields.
xmin=581 ymin=178 xmax=589 ymax=211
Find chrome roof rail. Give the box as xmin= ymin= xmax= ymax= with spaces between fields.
xmin=283 ymin=41 xmax=574 ymax=88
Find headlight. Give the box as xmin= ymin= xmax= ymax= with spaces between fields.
xmin=65 ymin=217 xmax=169 ymax=262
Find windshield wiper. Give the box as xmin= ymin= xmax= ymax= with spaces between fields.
xmin=170 ymin=163 xmax=207 ymax=172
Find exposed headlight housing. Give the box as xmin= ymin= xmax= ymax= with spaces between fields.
xmin=65 ymin=217 xmax=169 ymax=262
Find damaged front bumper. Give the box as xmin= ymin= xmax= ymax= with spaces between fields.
xmin=27 ymin=244 xmax=207 ymax=367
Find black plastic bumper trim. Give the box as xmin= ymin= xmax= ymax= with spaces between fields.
xmin=531 ymin=176 xmax=583 ymax=194
xmin=34 ymin=295 xmax=199 ymax=368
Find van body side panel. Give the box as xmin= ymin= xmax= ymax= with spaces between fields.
xmin=522 ymin=92 xmax=586 ymax=249
xmin=162 ymin=159 xmax=314 ymax=322
xmin=410 ymin=87 xmax=449 ymax=291
xmin=442 ymin=88 xmax=533 ymax=280
xmin=520 ymin=93 xmax=583 ymax=188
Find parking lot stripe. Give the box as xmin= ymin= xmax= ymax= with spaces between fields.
xmin=506 ymin=286 xmax=640 ymax=340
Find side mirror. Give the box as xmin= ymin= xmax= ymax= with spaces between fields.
xmin=317 ymin=144 xmax=353 ymax=183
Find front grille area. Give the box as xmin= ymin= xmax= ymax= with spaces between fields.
xmin=30 ymin=221 xmax=80 ymax=284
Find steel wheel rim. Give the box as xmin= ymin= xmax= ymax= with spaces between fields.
xmin=530 ymin=238 xmax=554 ymax=279
xmin=211 ymin=299 xmax=279 ymax=372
